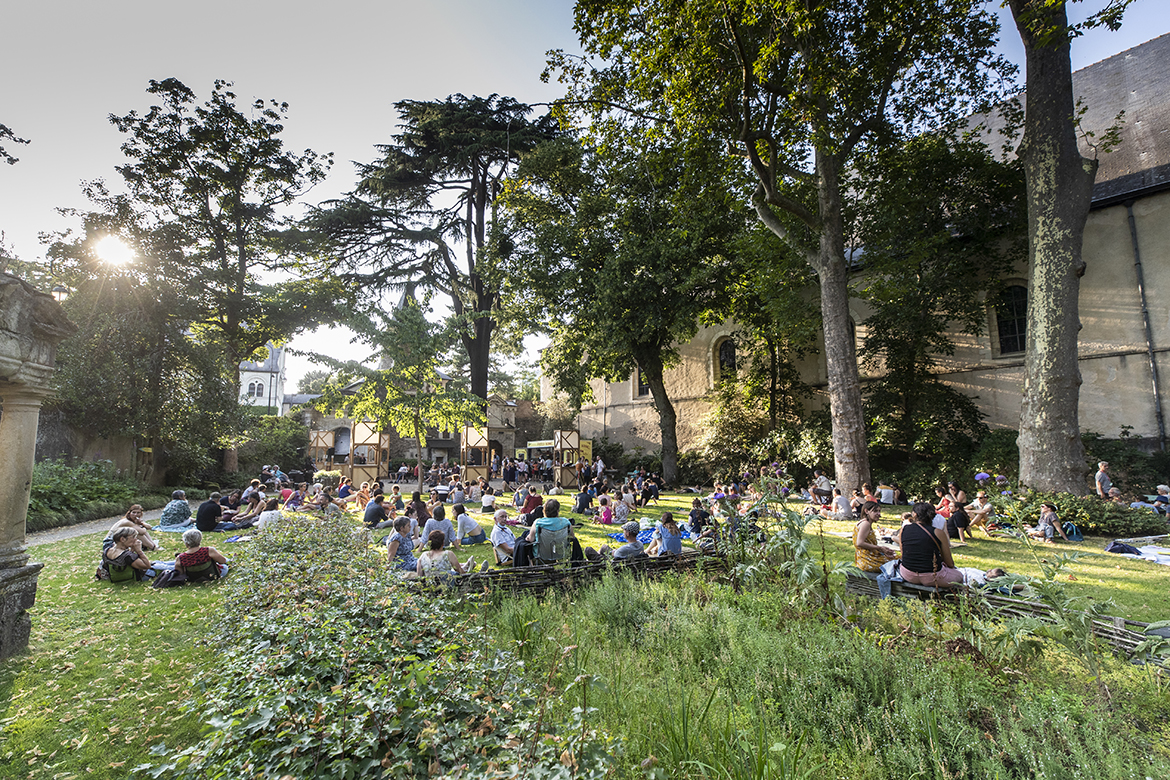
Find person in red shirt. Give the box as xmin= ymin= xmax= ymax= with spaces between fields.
xmin=520 ymin=485 xmax=543 ymax=516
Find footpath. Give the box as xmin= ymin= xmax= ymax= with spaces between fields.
xmin=26 ymin=507 xmax=167 ymax=547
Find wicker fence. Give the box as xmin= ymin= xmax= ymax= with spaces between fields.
xmin=845 ymin=571 xmax=1168 ymax=667
xmin=441 ymin=550 xmax=728 ymax=598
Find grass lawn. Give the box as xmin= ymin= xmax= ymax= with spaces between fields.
xmin=2 ymin=490 xmax=1166 ymax=778
xmin=0 ymin=534 xmax=220 ymax=780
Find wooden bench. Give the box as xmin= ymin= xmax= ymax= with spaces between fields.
xmin=845 ymin=570 xmax=1168 ymax=667
xmin=844 ymin=570 xmax=949 ymax=600
xmin=447 ymin=550 xmax=727 ymax=597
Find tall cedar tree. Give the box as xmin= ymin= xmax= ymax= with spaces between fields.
xmin=1008 ymin=0 xmax=1131 ymax=493
xmin=550 ymin=0 xmax=1011 ymax=491
xmin=310 ymin=95 xmax=558 ymax=406
xmin=502 ymin=138 xmax=738 ymax=485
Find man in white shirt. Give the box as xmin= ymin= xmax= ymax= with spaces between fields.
xmin=811 ymin=470 xmax=832 ymax=503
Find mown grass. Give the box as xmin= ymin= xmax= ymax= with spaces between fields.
xmin=0 ymin=534 xmax=221 ymax=780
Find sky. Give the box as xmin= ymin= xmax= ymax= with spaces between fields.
xmin=2 ymin=0 xmax=1168 ymax=391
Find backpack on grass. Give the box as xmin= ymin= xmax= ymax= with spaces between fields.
xmin=1062 ymin=522 xmax=1083 ymax=542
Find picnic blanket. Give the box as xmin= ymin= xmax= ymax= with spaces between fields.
xmin=608 ymin=528 xmax=692 ymax=545
xmin=1113 ymin=544 xmax=1170 ymax=567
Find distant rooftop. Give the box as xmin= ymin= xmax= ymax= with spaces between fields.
xmin=240 ymin=344 xmax=285 ymax=373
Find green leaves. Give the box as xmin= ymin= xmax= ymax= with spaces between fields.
xmin=139 ymin=516 xmax=616 ymax=779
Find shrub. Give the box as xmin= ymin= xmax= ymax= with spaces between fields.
xmin=235 ymin=415 xmax=310 ymax=476
xmin=1083 ymin=429 xmax=1165 ymax=495
xmin=676 ymin=449 xmax=714 ymax=486
xmin=28 ymin=459 xmax=135 ymax=516
xmin=312 ymin=469 xmax=341 ymax=487
xmin=143 ymin=517 xmax=616 ymax=779
xmin=1009 ymin=490 xmax=1167 ymax=538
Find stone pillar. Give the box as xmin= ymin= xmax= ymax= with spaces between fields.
xmin=0 ymin=387 xmax=50 ymax=656
xmin=0 ymin=273 xmax=75 ymax=659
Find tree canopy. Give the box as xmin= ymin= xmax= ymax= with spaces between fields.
xmin=502 ymin=135 xmax=739 ymax=484
xmin=309 ymin=94 xmax=558 ymax=403
xmin=310 ymin=295 xmax=485 ymax=492
xmin=549 ymin=0 xmax=1013 ymax=491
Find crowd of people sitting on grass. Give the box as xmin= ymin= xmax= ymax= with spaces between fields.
xmin=96 ymin=454 xmax=1169 ymax=588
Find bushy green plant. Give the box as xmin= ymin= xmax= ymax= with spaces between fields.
xmin=591 ymin=436 xmax=627 ymax=474
xmin=28 ymin=459 xmax=135 ymax=516
xmin=1083 ymin=429 xmax=1165 ymax=495
xmin=676 ymin=449 xmax=714 ymax=486
xmin=142 ymin=517 xmax=616 ymax=779
xmin=484 ymin=574 xmax=1168 ymax=779
xmin=311 ymin=469 xmax=341 ymax=487
xmin=235 ymin=415 xmax=309 ymax=476
xmin=1009 ymin=490 xmax=1166 ymax=538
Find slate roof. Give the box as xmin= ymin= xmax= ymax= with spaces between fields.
xmin=240 ymin=344 xmax=284 ymax=373
xmin=1073 ymin=33 xmax=1170 ymax=205
xmin=977 ymin=33 xmax=1170 ymax=207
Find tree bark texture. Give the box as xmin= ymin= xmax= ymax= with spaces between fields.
xmin=647 ymin=374 xmax=679 ymax=486
xmin=815 ymin=154 xmax=871 ymax=492
xmin=1010 ymin=1 xmax=1094 ymax=493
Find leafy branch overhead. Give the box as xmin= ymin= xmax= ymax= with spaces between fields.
xmin=1 ymin=122 xmax=30 ymax=165
xmin=309 ymin=295 xmax=484 ymax=452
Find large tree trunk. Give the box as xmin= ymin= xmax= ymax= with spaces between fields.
xmin=1010 ymin=1 xmax=1094 ymax=493
xmin=641 ymin=357 xmax=679 ymax=486
xmin=815 ymin=154 xmax=871 ymax=492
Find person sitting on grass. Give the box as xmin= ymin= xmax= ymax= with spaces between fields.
xmin=597 ymin=495 xmax=614 ymax=525
xmin=283 ymin=484 xmax=308 ymax=511
xmin=453 ymin=503 xmax=486 ymax=545
xmin=646 ymin=512 xmax=683 ymax=556
xmin=101 ymin=527 xmax=154 ymax=582
xmin=106 ymin=505 xmax=159 ymax=552
xmin=481 ymin=486 xmax=496 ymax=513
xmin=1027 ymin=502 xmax=1070 ymax=543
xmin=254 ymin=498 xmax=284 ymax=530
xmin=195 ymin=492 xmax=226 ymax=533
xmin=230 ymin=492 xmax=264 ymax=528
xmin=363 ymin=495 xmax=395 ymax=530
xmin=946 ymin=505 xmax=973 ymax=543
xmin=385 ymin=516 xmax=419 ymax=574
xmin=421 ymin=505 xmax=457 ymax=549
xmin=388 ymin=485 xmax=406 ymax=511
xmin=585 ymin=520 xmax=644 ymax=562
xmin=219 ymin=489 xmax=243 ymax=514
xmin=158 ymin=490 xmax=193 ymax=529
xmin=352 ymin=481 xmax=372 ymax=511
xmin=964 ymin=492 xmax=995 ymax=533
xmin=415 ymin=530 xmax=485 ymax=580
xmin=490 ymin=509 xmax=517 ymax=565
xmin=176 ymin=528 xmax=229 ymax=581
xmin=1130 ymin=484 xmax=1170 ymax=514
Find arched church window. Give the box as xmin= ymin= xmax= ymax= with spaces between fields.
xmin=717 ymin=339 xmax=737 ymax=382
xmin=255 ymin=381 xmax=265 ymax=398
xmin=248 ymin=381 xmax=257 ymax=397
xmin=995 ymin=285 xmax=1028 ymax=356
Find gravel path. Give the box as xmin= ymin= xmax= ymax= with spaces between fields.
xmin=26 ymin=506 xmax=169 ymax=547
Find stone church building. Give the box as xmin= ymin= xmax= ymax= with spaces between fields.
xmin=548 ymin=33 xmax=1170 ymax=455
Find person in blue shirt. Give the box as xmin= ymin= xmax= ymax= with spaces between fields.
xmin=647 ymin=511 xmax=683 ymax=556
